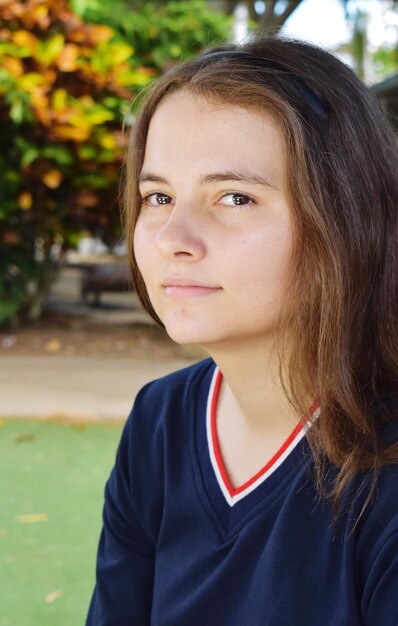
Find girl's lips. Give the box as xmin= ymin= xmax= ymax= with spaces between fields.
xmin=161 ymin=276 xmax=221 ymax=298
xmin=163 ymin=285 xmax=221 ymax=298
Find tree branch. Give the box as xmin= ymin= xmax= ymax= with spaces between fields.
xmin=279 ymin=0 xmax=305 ymax=24
xmin=257 ymin=0 xmax=305 ymax=35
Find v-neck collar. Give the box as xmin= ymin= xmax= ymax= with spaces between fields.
xmin=207 ymin=367 xmax=317 ymax=507
xmin=192 ymin=361 xmax=318 ymax=535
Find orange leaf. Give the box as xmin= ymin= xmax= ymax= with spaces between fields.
xmin=44 ymin=339 xmax=61 ymax=352
xmin=0 ymin=28 xmax=11 ymax=42
xmin=2 ymin=56 xmax=23 ymax=77
xmin=11 ymin=29 xmax=38 ymax=51
xmin=16 ymin=513 xmax=48 ymax=523
xmin=87 ymin=25 xmax=113 ymax=44
xmin=53 ymin=124 xmax=90 ymax=142
xmin=18 ymin=191 xmax=33 ymax=210
xmin=33 ymin=99 xmax=52 ymax=126
xmin=76 ymin=191 xmax=98 ymax=207
xmin=30 ymin=4 xmax=50 ymax=30
xmin=42 ymin=169 xmax=63 ymax=189
xmin=2 ymin=231 xmax=21 ymax=245
xmin=58 ymin=43 xmax=79 ymax=72
xmin=45 ymin=590 xmax=63 ymax=604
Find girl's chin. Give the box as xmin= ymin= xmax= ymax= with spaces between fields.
xmin=164 ymin=329 xmax=208 ymax=346
xmin=163 ymin=325 xmax=218 ymax=348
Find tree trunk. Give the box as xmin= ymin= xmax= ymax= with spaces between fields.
xmin=257 ymin=0 xmax=305 ymax=35
xmin=220 ymin=0 xmax=305 ymax=34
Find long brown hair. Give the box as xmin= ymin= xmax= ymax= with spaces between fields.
xmin=124 ymin=37 xmax=398 ymax=519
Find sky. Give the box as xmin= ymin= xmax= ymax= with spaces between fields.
xmin=281 ymin=0 xmax=398 ymax=50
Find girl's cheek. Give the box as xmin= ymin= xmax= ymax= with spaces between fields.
xmin=133 ymin=225 xmax=151 ymax=275
xmin=135 ymin=214 xmax=162 ymax=245
xmin=134 ymin=218 xmax=153 ymax=247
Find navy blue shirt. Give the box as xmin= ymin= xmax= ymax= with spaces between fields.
xmin=87 ymin=359 xmax=398 ymax=625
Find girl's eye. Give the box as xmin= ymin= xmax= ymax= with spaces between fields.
xmin=219 ymin=192 xmax=255 ymax=207
xmin=141 ymin=192 xmax=172 ymax=207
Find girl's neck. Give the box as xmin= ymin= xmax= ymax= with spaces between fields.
xmin=207 ymin=339 xmax=298 ymax=436
xmin=207 ymin=340 xmax=302 ymax=490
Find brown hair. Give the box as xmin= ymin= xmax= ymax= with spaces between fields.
xmin=124 ymin=37 xmax=398 ymax=520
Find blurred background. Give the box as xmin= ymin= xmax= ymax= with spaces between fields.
xmin=0 ymin=0 xmax=397 ymax=338
xmin=0 ymin=1 xmax=396 ymax=624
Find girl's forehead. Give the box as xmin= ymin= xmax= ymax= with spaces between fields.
xmin=141 ymin=93 xmax=286 ymax=189
xmin=147 ymin=92 xmax=284 ymax=153
xmin=151 ymin=90 xmax=276 ymax=127
xmin=142 ymin=92 xmax=286 ymax=187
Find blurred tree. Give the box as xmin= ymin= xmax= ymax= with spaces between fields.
xmin=0 ymin=0 xmax=231 ymax=326
xmin=220 ymin=0 xmax=397 ymax=45
xmin=341 ymin=1 xmax=398 ymax=80
xmin=71 ymin=0 xmax=232 ymax=72
xmin=341 ymin=0 xmax=398 ymax=16
xmin=0 ymin=0 xmax=154 ymax=325
xmin=351 ymin=9 xmax=367 ymax=79
xmin=374 ymin=45 xmax=398 ymax=77
xmin=221 ymin=0 xmax=305 ymax=35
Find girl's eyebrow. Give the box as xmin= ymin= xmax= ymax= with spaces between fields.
xmin=138 ymin=172 xmax=168 ymax=185
xmin=201 ymin=170 xmax=278 ymax=190
xmin=138 ymin=170 xmax=278 ymax=190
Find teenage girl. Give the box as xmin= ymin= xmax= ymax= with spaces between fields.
xmin=86 ymin=37 xmax=398 ymax=626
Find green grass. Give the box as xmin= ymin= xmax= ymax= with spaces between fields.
xmin=0 ymin=418 xmax=123 ymax=626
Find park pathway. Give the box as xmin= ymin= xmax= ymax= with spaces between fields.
xmin=0 ymin=355 xmax=195 ymax=421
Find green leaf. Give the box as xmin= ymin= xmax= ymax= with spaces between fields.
xmin=77 ymin=145 xmax=98 ymax=160
xmin=0 ymin=299 xmax=20 ymax=324
xmin=21 ymin=147 xmax=40 ymax=167
xmin=70 ymin=0 xmax=90 ymax=15
xmin=85 ymin=109 xmax=115 ymax=125
xmin=9 ymin=99 xmax=24 ymax=124
xmin=37 ymin=34 xmax=65 ymax=66
xmin=42 ymin=146 xmax=74 ymax=166
xmin=97 ymin=150 xmax=116 ymax=163
xmin=74 ymin=172 xmax=115 ymax=189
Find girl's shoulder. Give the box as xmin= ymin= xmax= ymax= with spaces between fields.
xmin=135 ymin=356 xmax=215 ymax=410
xmin=108 ymin=359 xmax=217 ymax=543
xmin=122 ymin=357 xmax=215 ymax=436
xmin=140 ymin=356 xmax=215 ymax=392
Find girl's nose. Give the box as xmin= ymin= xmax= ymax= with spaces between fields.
xmin=155 ymin=207 xmax=206 ymax=261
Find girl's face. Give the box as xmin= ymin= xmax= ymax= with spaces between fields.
xmin=134 ymin=91 xmax=293 ymax=351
